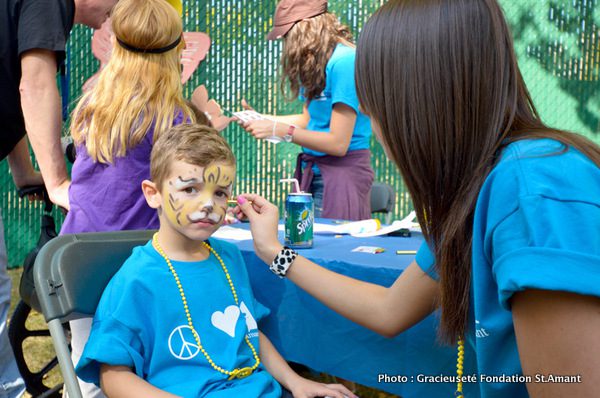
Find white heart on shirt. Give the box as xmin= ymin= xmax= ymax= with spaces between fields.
xmin=211 ymin=305 xmax=240 ymax=337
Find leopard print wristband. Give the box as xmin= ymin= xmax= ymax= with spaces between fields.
xmin=270 ymin=247 xmax=298 ymax=278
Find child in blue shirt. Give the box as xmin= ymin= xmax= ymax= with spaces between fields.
xmin=235 ymin=1 xmax=600 ymax=397
xmin=76 ymin=124 xmax=355 ymax=398
xmin=239 ymin=0 xmax=374 ymax=221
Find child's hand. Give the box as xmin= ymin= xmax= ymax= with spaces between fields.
xmin=287 ymin=375 xmax=358 ymax=398
xmin=236 ymin=100 xmax=280 ymax=140
xmin=233 ymin=99 xmax=255 ymax=125
xmin=242 ymin=119 xmax=285 ymax=140
xmin=235 ymin=193 xmax=283 ymax=264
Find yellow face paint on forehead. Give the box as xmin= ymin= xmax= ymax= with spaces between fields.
xmin=203 ymin=164 xmax=235 ymax=190
xmin=163 ymin=163 xmax=235 ymax=227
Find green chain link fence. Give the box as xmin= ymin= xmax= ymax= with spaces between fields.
xmin=2 ymin=0 xmax=598 ymax=267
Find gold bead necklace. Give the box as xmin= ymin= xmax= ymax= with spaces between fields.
xmin=455 ymin=338 xmax=465 ymax=397
xmin=152 ymin=233 xmax=260 ymax=380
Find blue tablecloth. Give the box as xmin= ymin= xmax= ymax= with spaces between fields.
xmin=225 ymin=220 xmax=479 ymax=397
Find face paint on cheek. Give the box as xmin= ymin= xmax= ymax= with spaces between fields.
xmin=165 ymin=192 xmax=185 ymax=226
xmin=164 ymin=178 xmax=192 ymax=226
xmin=201 ymin=164 xmax=235 ymax=223
xmin=166 ymin=174 xmax=208 ymax=225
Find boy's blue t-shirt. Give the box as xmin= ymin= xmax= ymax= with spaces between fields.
xmin=301 ymin=43 xmax=371 ymax=157
xmin=416 ymin=138 xmax=600 ymax=398
xmin=76 ymin=238 xmax=281 ymax=398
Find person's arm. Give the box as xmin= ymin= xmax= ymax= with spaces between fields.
xmin=240 ymin=100 xmax=310 ymax=128
xmin=258 ymin=332 xmax=357 ymax=398
xmin=100 ymin=365 xmax=181 ymax=398
xmin=20 ymin=49 xmax=70 ymax=209
xmin=236 ymin=194 xmax=439 ymax=337
xmin=241 ymin=103 xmax=355 ymax=157
xmin=511 ymin=289 xmax=600 ymax=397
xmin=7 ymin=135 xmax=43 ymax=188
xmin=287 ymin=258 xmax=438 ymax=337
xmin=270 ymin=113 xmax=309 ymax=127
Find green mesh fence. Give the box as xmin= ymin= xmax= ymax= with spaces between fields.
xmin=2 ymin=0 xmax=598 ymax=267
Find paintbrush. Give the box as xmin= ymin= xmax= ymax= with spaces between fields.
xmin=227 ymin=199 xmax=253 ymax=206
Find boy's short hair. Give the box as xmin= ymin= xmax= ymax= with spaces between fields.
xmin=151 ymin=123 xmax=235 ymax=188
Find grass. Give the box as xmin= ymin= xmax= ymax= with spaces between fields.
xmin=7 ymin=267 xmax=398 ymax=398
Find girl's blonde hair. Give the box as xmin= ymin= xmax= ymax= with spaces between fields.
xmin=281 ymin=12 xmax=353 ymax=101
xmin=70 ymin=0 xmax=194 ymax=163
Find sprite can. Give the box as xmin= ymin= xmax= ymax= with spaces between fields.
xmin=284 ymin=192 xmax=314 ymax=248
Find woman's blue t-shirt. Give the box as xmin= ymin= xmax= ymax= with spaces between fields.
xmin=301 ymin=43 xmax=372 ymax=157
xmin=416 ymin=138 xmax=600 ymax=398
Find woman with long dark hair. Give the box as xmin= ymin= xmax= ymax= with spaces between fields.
xmin=239 ymin=0 xmax=374 ymax=221
xmin=237 ymin=0 xmax=600 ymax=397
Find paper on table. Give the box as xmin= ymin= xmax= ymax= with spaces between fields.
xmin=351 ymin=211 xmax=417 ymax=237
xmin=212 ymin=226 xmax=253 ymax=241
xmin=352 ymin=246 xmax=386 ymax=254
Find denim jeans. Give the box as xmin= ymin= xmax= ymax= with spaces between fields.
xmin=0 ymin=211 xmax=25 ymax=398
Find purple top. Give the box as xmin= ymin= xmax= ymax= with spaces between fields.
xmin=61 ymin=113 xmax=186 ymax=234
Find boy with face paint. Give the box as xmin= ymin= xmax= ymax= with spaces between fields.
xmin=159 ymin=162 xmax=236 ymax=243
xmin=76 ymin=124 xmax=356 ymax=398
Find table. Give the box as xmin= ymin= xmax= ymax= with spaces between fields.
xmin=224 ymin=220 xmax=479 ymax=397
